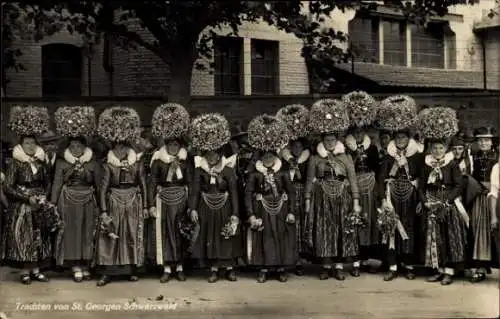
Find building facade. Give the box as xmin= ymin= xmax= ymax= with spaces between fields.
xmin=3 ymin=1 xmax=499 ymax=98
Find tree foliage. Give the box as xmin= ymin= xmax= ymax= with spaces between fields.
xmin=1 ymin=0 xmax=491 ymax=99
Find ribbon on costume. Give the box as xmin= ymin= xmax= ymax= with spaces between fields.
xmin=381 ymin=181 xmax=409 ymax=249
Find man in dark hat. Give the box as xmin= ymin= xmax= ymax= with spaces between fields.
xmin=38 ymin=130 xmax=61 ymax=168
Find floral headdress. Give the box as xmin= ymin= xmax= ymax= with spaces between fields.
xmin=342 ymin=91 xmax=377 ymax=128
xmin=97 ymin=106 xmax=141 ymax=143
xmin=54 ymin=106 xmax=96 ymax=138
xmin=276 ymin=104 xmax=309 ymax=140
xmin=190 ymin=113 xmax=231 ymax=151
xmin=248 ymin=114 xmax=290 ymax=152
xmin=417 ymin=106 xmax=459 ymax=140
xmin=151 ymin=103 xmax=190 ymax=140
xmin=308 ymin=99 xmax=349 ymax=134
xmin=376 ymin=95 xmax=417 ymax=132
xmin=8 ymin=105 xmax=50 ymax=137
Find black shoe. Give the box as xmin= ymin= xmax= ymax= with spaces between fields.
xmin=226 ymin=270 xmax=237 ymax=282
xmin=319 ymin=270 xmax=329 ymax=280
xmin=129 ymin=275 xmax=139 ymax=282
xmin=257 ymin=271 xmax=267 ymax=283
xmin=177 ymin=271 xmax=187 ymax=282
xmin=97 ymin=275 xmax=110 ymax=287
xmin=427 ymin=273 xmax=444 ymax=282
xmin=208 ymin=271 xmax=218 ymax=283
xmin=441 ymin=274 xmax=453 ymax=285
xmin=350 ymin=267 xmax=360 ymax=277
xmin=383 ymin=271 xmax=398 ymax=281
xmin=20 ymin=274 xmax=31 ymax=285
xmin=160 ymin=272 xmax=171 ymax=283
xmin=32 ymin=272 xmax=49 ymax=282
xmin=295 ymin=266 xmax=305 ymax=276
xmin=404 ymin=269 xmax=416 ymax=280
xmin=82 ymin=272 xmax=92 ymax=281
xmin=278 ymin=271 xmax=288 ymax=282
xmin=332 ymin=269 xmax=345 ymax=281
xmin=470 ymin=272 xmax=486 ymax=283
xmin=73 ymin=271 xmax=83 ymax=283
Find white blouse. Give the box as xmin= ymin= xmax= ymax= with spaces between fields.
xmin=489 ymin=163 xmax=499 ymax=199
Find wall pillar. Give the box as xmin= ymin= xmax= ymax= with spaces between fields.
xmin=243 ymin=37 xmax=252 ymax=95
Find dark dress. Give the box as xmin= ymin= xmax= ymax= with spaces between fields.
xmin=147 ymin=148 xmax=191 ymax=265
xmin=305 ymin=143 xmax=360 ymax=262
xmin=281 ymin=149 xmax=310 ymax=259
xmin=418 ymin=154 xmax=467 ymax=270
xmin=2 ymin=155 xmax=53 ymax=269
xmin=345 ymin=136 xmax=380 ymax=258
xmin=378 ymin=140 xmax=423 ymax=266
xmin=245 ymin=160 xmax=297 ymax=267
xmin=188 ymin=156 xmax=241 ymax=268
xmin=470 ymin=149 xmax=498 ymax=268
xmin=50 ymin=150 xmax=100 ymax=268
xmin=95 ymin=149 xmax=148 ymax=275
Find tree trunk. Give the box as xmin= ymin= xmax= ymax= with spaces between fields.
xmin=167 ymin=50 xmax=197 ymax=106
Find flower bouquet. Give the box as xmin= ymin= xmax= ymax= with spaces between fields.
xmin=344 ymin=212 xmax=365 ymax=235
xmin=100 ymin=214 xmax=119 ymax=239
xmin=221 ymin=216 xmax=239 ymax=239
xmin=426 ymin=200 xmax=449 ymax=223
xmin=177 ymin=211 xmax=200 ymax=254
xmin=36 ymin=195 xmax=63 ymax=233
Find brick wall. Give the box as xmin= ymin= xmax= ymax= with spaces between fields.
xmin=2 ymin=92 xmax=498 ymax=142
xmin=483 ymin=28 xmax=500 ymax=91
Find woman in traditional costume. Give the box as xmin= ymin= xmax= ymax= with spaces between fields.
xmin=469 ymin=127 xmax=498 ymax=282
xmin=488 ymin=154 xmax=500 ymax=266
xmin=245 ymin=115 xmax=296 ymax=282
xmin=95 ymin=106 xmax=148 ymax=286
xmin=376 ymin=96 xmax=423 ymax=281
xmin=2 ymin=106 xmax=55 ymax=284
xmin=50 ymin=106 xmax=99 ymax=282
xmin=188 ymin=113 xmax=241 ymax=283
xmin=276 ymin=104 xmax=311 ymax=276
xmin=417 ymin=107 xmax=466 ymax=285
xmin=148 ymin=103 xmax=191 ymax=283
xmin=304 ymin=99 xmax=362 ymax=280
xmin=342 ymin=91 xmax=380 ymax=276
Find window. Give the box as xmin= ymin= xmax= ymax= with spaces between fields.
xmin=411 ymin=23 xmax=445 ymax=69
xmin=214 ymin=37 xmax=243 ymax=95
xmin=348 ymin=17 xmax=379 ymax=63
xmin=42 ymin=43 xmax=82 ymax=97
xmin=251 ymin=39 xmax=279 ymax=95
xmin=383 ymin=20 xmax=406 ymax=66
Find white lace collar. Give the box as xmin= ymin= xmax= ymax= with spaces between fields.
xmin=64 ymin=147 xmax=93 ymax=164
xmin=317 ymin=141 xmax=345 ymax=158
xmin=255 ymin=158 xmax=282 ymax=174
xmin=12 ymin=144 xmax=46 ymax=163
xmin=150 ymin=146 xmax=187 ymax=166
xmin=387 ymin=139 xmax=423 ymax=159
xmin=194 ymin=155 xmax=227 ymax=173
xmin=107 ymin=148 xmax=138 ymax=167
xmin=345 ymin=134 xmax=371 ymax=151
xmin=424 ymin=152 xmax=454 ymax=168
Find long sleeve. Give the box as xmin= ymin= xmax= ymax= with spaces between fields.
xmin=4 ymin=161 xmax=29 ymax=202
xmin=446 ymin=162 xmax=463 ymax=203
xmin=43 ymin=162 xmax=52 ymax=196
xmin=418 ymin=166 xmax=428 ymax=204
xmin=148 ymin=160 xmax=159 ymax=207
xmin=304 ymin=156 xmax=316 ymax=199
xmin=99 ymin=164 xmax=111 ymax=212
xmin=50 ymin=159 xmax=64 ymax=204
xmin=188 ymin=167 xmax=201 ymax=210
xmin=138 ymin=162 xmax=148 ymax=209
xmin=226 ymin=169 xmax=239 ymax=217
xmin=489 ymin=164 xmax=499 ymax=199
xmin=344 ymin=155 xmax=360 ymax=200
xmin=377 ymin=156 xmax=389 ymax=201
xmin=283 ymin=172 xmax=296 ymax=215
xmin=368 ymin=146 xmax=380 ymax=174
xmin=244 ymin=172 xmax=256 ymax=217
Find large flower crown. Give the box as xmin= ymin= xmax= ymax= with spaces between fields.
xmin=376 ymin=95 xmax=417 ymax=132
xmin=342 ymin=90 xmax=377 ymax=128
xmin=189 ymin=113 xmax=231 ymax=151
xmin=417 ymin=106 xmax=459 ymax=140
xmin=8 ymin=105 xmax=50 ymax=137
xmin=55 ymin=106 xmax=96 ymax=138
xmin=308 ymin=99 xmax=349 ymax=134
xmin=276 ymin=104 xmax=309 ymax=140
xmin=97 ymin=106 xmax=141 ymax=143
xmin=248 ymin=114 xmax=290 ymax=152
xmin=151 ymin=103 xmax=190 ymax=140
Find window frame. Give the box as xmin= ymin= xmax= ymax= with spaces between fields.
xmin=213 ymin=36 xmax=244 ymax=96
xmin=250 ymin=39 xmax=279 ymax=95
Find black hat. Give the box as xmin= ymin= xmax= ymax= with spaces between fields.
xmin=474 ymin=126 xmax=496 ymax=138
xmin=450 ymin=135 xmax=465 ymax=147
xmin=38 ymin=130 xmax=61 ymax=144
xmin=230 ymin=123 xmax=247 ymax=140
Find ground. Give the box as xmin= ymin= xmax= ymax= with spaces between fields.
xmin=0 ymin=267 xmax=498 ymax=319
